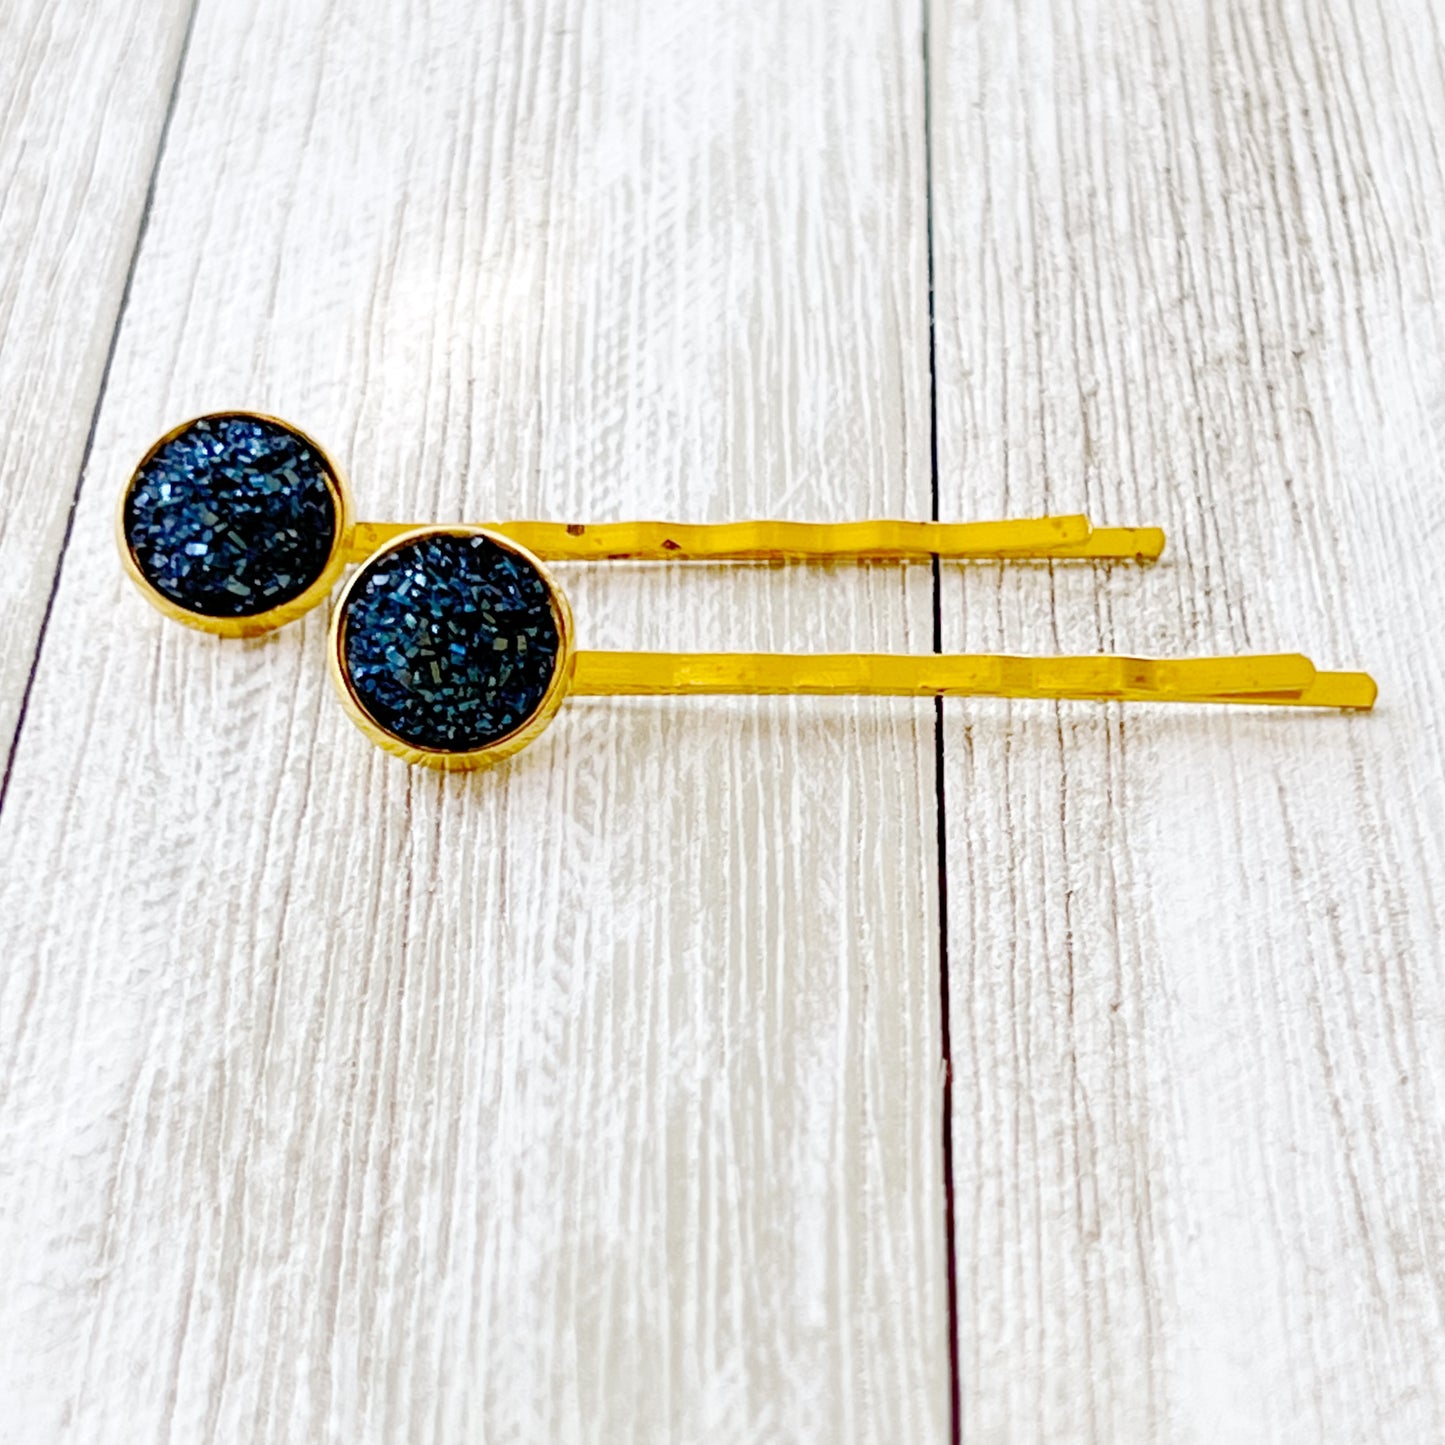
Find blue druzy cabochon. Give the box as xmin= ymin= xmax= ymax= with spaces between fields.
xmin=342 ymin=532 xmax=562 ymax=753
xmin=124 ymin=414 xmax=338 ymax=617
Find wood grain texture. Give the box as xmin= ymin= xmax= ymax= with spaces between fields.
xmin=929 ymin=1 xmax=1445 ymax=1440
xmin=0 ymin=0 xmax=194 ymax=751
xmin=0 ymin=1 xmax=950 ymax=1441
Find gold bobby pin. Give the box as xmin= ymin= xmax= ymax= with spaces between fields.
xmin=116 ymin=411 xmax=1163 ymax=637
xmin=327 ymin=526 xmax=1375 ymax=771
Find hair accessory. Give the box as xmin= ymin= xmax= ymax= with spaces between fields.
xmin=117 ymin=411 xmax=1165 ymax=636
xmin=330 ymin=525 xmax=1376 ymax=770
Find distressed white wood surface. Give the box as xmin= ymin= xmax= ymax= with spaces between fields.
xmin=7 ymin=0 xmax=1443 ymax=1440
xmin=931 ymin=1 xmax=1445 ymax=1440
xmin=0 ymin=2 xmax=948 ymax=1442
xmin=0 ymin=0 xmax=193 ymax=751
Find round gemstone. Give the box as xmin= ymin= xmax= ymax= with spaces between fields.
xmin=123 ymin=414 xmax=338 ymax=618
xmin=341 ymin=531 xmax=561 ymax=753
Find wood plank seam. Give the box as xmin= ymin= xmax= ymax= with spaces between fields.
xmin=921 ymin=0 xmax=963 ymax=1440
xmin=0 ymin=0 xmax=203 ymax=821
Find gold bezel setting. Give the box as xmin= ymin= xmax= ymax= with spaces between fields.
xmin=328 ymin=525 xmax=576 ymax=770
xmin=116 ymin=410 xmax=354 ymax=637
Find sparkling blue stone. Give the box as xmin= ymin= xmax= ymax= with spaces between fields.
xmin=123 ymin=414 xmax=337 ymax=617
xmin=342 ymin=533 xmax=561 ymax=752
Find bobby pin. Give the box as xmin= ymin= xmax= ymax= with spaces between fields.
xmin=117 ymin=411 xmax=1165 ymax=636
xmin=328 ymin=526 xmax=1375 ymax=770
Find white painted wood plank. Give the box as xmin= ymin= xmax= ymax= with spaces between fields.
xmin=930 ymin=1 xmax=1445 ymax=1440
xmin=0 ymin=0 xmax=194 ymax=750
xmin=0 ymin=2 xmax=949 ymax=1441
